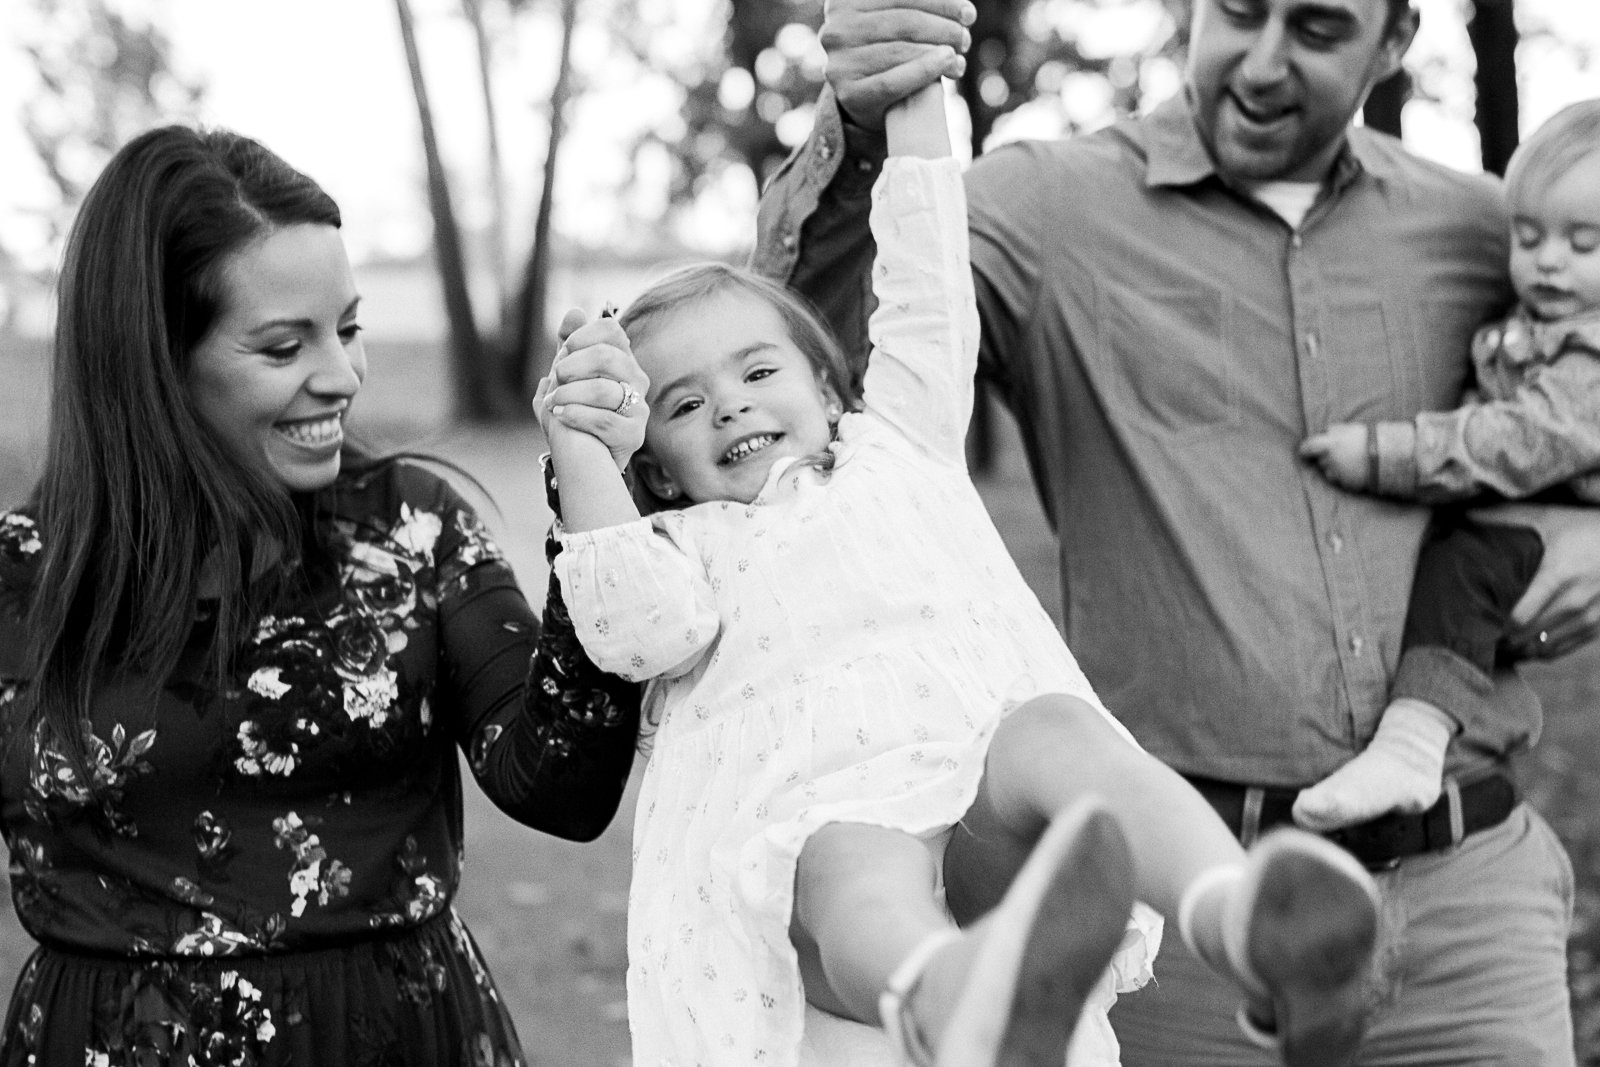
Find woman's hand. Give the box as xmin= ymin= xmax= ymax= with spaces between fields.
xmin=534 ymin=309 xmax=651 ymax=471
xmin=1478 ymin=504 xmax=1600 ymax=660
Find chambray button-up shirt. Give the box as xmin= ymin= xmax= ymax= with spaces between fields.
xmin=755 ymin=90 xmax=1519 ymax=786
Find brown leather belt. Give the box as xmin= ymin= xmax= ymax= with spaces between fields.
xmin=1182 ymin=771 xmax=1519 ymax=871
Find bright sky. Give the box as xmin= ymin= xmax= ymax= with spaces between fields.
xmin=0 ymin=0 xmax=1597 ymax=277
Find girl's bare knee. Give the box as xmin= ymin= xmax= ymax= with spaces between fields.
xmin=994 ymin=693 xmax=1127 ymax=764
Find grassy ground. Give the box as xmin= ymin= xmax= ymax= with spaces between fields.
xmin=2 ymin=334 xmax=1599 ymax=1063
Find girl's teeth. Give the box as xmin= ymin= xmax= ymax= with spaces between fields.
xmin=727 ymin=435 xmax=775 ymax=462
xmin=279 ymin=417 xmax=342 ymax=445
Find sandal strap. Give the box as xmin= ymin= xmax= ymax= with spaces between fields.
xmin=879 ymin=927 xmax=963 ymax=1067
xmin=1235 ymin=1003 xmax=1282 ymax=1051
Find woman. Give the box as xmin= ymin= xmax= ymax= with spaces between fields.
xmin=0 ymin=126 xmax=641 ymax=1065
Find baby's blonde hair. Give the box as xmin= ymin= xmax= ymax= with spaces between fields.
xmin=618 ymin=263 xmax=862 ymax=514
xmin=1505 ymin=99 xmax=1600 ymax=209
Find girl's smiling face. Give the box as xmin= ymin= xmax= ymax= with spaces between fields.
xmin=633 ymin=288 xmax=839 ymax=506
xmin=186 ymin=223 xmax=366 ymax=492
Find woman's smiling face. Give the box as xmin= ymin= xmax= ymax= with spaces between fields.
xmin=633 ymin=288 xmax=838 ymax=506
xmin=186 ymin=223 xmax=366 ymax=493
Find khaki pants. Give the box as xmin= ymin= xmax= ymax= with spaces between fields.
xmin=1110 ymin=804 xmax=1576 ymax=1066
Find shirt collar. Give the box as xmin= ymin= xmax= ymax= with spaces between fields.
xmin=1143 ymin=89 xmax=1383 ymax=196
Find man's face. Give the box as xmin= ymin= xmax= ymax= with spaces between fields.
xmin=1187 ymin=0 xmax=1416 ymax=184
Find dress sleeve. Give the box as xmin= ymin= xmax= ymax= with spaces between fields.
xmin=553 ymin=513 xmax=720 ymax=683
xmin=428 ymin=473 xmax=641 ymax=843
xmin=860 ymin=156 xmax=981 ymax=464
xmin=1372 ymin=343 xmax=1600 ymax=502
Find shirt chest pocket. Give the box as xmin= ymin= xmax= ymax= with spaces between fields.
xmin=1323 ymin=297 xmax=1407 ymax=420
xmin=1094 ymin=283 xmax=1238 ymax=437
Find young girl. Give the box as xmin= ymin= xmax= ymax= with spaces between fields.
xmin=1297 ymin=98 xmax=1600 ymax=832
xmin=541 ymin=84 xmax=1382 ymax=1067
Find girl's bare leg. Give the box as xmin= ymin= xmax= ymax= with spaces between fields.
xmin=945 ymin=693 xmax=1381 ymax=1067
xmin=791 ymin=822 xmax=952 ymax=1023
xmin=944 ymin=693 xmax=1244 ymax=926
xmin=791 ymin=812 xmax=1134 ymax=1064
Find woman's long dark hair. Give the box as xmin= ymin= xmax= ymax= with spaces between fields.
xmin=21 ymin=125 xmax=342 ymax=776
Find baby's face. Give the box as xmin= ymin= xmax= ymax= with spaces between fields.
xmin=1510 ymin=150 xmax=1600 ymax=321
xmin=633 ymin=288 xmax=836 ymax=506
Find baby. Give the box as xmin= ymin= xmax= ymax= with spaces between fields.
xmin=1297 ymin=98 xmax=1600 ymax=831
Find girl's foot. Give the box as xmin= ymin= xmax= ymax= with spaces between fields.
xmin=880 ymin=798 xmax=1135 ymax=1067
xmin=1292 ymin=698 xmax=1455 ymax=831
xmin=1182 ymin=830 xmax=1381 ymax=1067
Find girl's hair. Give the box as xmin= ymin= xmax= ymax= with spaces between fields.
xmin=1505 ymin=99 xmax=1600 ymax=208
xmin=21 ymin=125 xmax=342 ymax=778
xmin=617 ymin=263 xmax=862 ymax=513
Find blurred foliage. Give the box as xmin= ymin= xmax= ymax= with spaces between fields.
xmin=612 ymin=0 xmax=1188 ymax=234
xmin=16 ymin=0 xmax=203 ymax=254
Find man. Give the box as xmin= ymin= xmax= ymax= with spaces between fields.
xmin=754 ymin=0 xmax=1595 ymax=1061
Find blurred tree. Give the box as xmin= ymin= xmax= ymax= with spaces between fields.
xmin=396 ymin=0 xmax=579 ymax=421
xmin=17 ymin=0 xmax=203 ymax=255
xmin=1468 ymin=0 xmax=1518 ymax=175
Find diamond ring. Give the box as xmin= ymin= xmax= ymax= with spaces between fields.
xmin=614 ymin=381 xmax=641 ymax=416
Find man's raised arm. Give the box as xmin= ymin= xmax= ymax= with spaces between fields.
xmin=751 ymin=1 xmax=973 ymax=374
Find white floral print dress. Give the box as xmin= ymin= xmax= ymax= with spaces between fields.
xmin=556 ymin=156 xmax=1162 ymax=1067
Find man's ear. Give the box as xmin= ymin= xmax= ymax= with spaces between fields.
xmin=1374 ymin=3 xmax=1419 ymax=85
xmin=635 ymin=453 xmax=681 ymax=501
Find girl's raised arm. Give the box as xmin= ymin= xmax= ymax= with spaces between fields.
xmin=884 ymin=79 xmax=951 ymax=160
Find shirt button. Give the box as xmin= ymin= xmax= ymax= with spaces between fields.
xmin=1292 ymin=232 xmax=1303 ymax=248
xmin=1350 ymin=633 xmax=1365 ymax=656
xmin=781 ymin=231 xmax=797 ymax=251
xmin=1329 ymin=531 xmax=1344 ymax=554
xmin=857 ymin=159 xmax=875 ymax=173
xmin=819 ymin=139 xmax=833 ymax=160
xmin=1304 ymin=332 xmax=1320 ymax=358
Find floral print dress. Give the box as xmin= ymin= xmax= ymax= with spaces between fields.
xmin=0 ymin=461 xmax=640 ymax=1066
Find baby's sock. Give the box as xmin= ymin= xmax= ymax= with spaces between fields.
xmin=1292 ymin=698 xmax=1455 ymax=833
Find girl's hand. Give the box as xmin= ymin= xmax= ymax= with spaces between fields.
xmin=1298 ymin=423 xmax=1370 ymax=491
xmin=535 ymin=309 xmax=651 ymax=471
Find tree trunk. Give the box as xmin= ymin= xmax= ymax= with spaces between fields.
xmin=463 ymin=0 xmax=510 ymax=330
xmin=1362 ymin=69 xmax=1409 ymax=138
xmin=395 ymin=0 xmax=493 ymax=421
xmin=509 ymin=0 xmax=579 ymax=396
xmin=1468 ymin=0 xmax=1519 ymax=176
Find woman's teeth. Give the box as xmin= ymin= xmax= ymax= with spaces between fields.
xmin=277 ymin=415 xmax=343 ymax=446
xmin=723 ymin=434 xmax=777 ymax=464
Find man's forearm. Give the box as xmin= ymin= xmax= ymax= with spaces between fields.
xmin=752 ymin=85 xmax=884 ymax=374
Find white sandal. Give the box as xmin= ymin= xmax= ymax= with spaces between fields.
xmin=878 ymin=799 xmax=1135 ymax=1067
xmin=879 ymin=927 xmax=963 ymax=1067
xmin=1225 ymin=830 xmax=1380 ymax=1066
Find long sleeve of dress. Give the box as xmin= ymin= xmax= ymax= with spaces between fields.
xmin=432 ymin=474 xmax=642 ymax=843
xmin=860 ymin=156 xmax=982 ymax=464
xmin=553 ymin=513 xmax=721 ymax=683
xmin=1371 ymin=330 xmax=1600 ymax=502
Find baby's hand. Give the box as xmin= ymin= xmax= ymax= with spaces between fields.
xmin=1298 ymin=423 xmax=1370 ymax=491
xmin=534 ymin=308 xmax=650 ymax=471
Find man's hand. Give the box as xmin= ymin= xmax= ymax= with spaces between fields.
xmin=1299 ymin=423 xmax=1370 ymax=492
xmin=820 ymin=0 xmax=974 ymax=131
xmin=533 ymin=308 xmax=650 ymax=472
xmin=1479 ymin=504 xmax=1600 ymax=660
